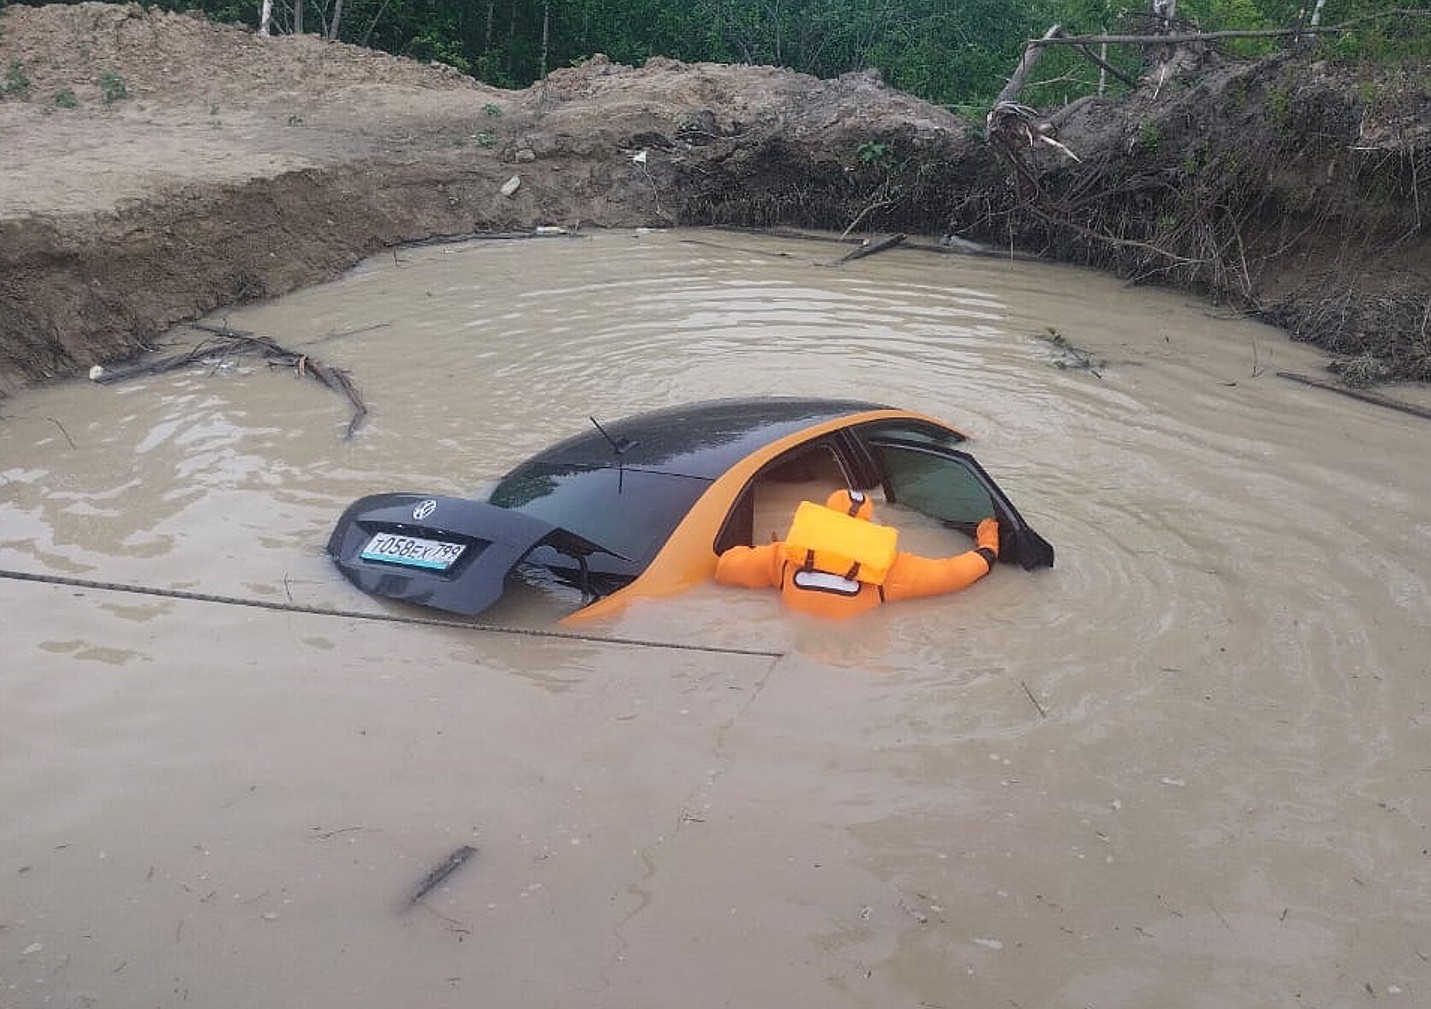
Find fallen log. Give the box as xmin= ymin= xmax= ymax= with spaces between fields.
xmin=1277 ymin=372 xmax=1431 ymax=422
xmin=988 ymin=25 xmax=1084 ymax=165
xmin=836 ymin=233 xmax=906 ymax=263
xmin=996 ymin=24 xmax=1063 ymax=106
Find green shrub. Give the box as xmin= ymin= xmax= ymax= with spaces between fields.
xmin=857 ymin=140 xmax=894 ymax=168
xmin=4 ymin=58 xmax=30 ymax=99
xmin=53 ymin=88 xmax=78 ymax=109
xmin=1135 ymin=119 xmax=1160 ymax=154
xmin=1265 ymin=84 xmax=1292 ymax=126
xmin=98 ymin=71 xmax=128 ymax=104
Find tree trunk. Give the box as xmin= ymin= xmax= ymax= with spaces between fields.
xmin=258 ymin=0 xmax=273 ymax=37
xmin=996 ymin=24 xmax=1060 ymax=105
xmin=294 ymin=0 xmax=302 ymax=35
xmin=359 ymin=0 xmax=393 ymax=46
xmin=328 ymin=0 xmax=345 ymax=40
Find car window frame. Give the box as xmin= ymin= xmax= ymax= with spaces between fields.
xmin=846 ymin=419 xmax=1054 ymax=569
xmin=712 ymin=434 xmax=858 ymax=554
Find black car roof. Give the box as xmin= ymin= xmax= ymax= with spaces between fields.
xmin=512 ymin=396 xmax=892 ymax=478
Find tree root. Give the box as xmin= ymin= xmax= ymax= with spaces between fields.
xmin=95 ymin=324 xmax=368 ymax=438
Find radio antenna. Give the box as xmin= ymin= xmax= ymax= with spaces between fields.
xmin=589 ymin=416 xmax=637 ymax=456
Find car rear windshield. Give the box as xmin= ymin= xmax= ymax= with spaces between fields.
xmin=488 ymin=463 xmax=713 ymax=571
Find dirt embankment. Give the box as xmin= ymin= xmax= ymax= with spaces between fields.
xmin=1 ymin=2 xmax=1427 ymax=396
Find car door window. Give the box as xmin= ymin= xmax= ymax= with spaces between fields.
xmin=878 ymin=444 xmax=995 ymax=523
xmin=857 ymin=422 xmax=995 ymax=526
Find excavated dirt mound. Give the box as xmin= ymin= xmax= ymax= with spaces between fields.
xmin=0 ymin=3 xmax=973 ymax=393
xmin=1 ymin=2 xmax=1427 ymax=393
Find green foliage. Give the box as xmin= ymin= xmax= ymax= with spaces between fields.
xmin=53 ymin=88 xmax=78 ymax=109
xmin=98 ymin=71 xmax=128 ymax=104
xmin=857 ymin=140 xmax=894 ymax=168
xmin=1135 ymin=118 xmax=1161 ymax=154
xmin=1322 ymin=7 xmax=1431 ymax=65
xmin=483 ymin=103 xmax=502 ymax=117
xmin=1264 ymin=82 xmax=1292 ymax=125
xmin=47 ymin=0 xmax=1430 ymax=107
xmin=1181 ymin=142 xmax=1207 ymax=178
xmin=1226 ymin=75 xmax=1250 ymax=111
xmin=402 ymin=31 xmax=472 ymax=74
xmin=1177 ymin=0 xmax=1282 ymax=57
xmin=3 ymin=57 xmax=30 ymax=99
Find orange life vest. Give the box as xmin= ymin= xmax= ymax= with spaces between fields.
xmin=782 ymin=500 xmax=898 ymax=585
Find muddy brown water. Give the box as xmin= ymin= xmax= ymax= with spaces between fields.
xmin=2 ymin=229 xmax=1428 ymax=1009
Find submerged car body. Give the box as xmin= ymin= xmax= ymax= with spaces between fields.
xmin=328 ymin=397 xmax=1053 ymax=621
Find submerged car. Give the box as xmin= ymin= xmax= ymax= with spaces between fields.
xmin=327 ymin=397 xmax=1054 ymax=622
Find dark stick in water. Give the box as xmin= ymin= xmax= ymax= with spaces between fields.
xmin=408 ymin=845 xmax=478 ymax=906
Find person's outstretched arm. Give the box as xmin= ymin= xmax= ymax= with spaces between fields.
xmin=882 ymin=517 xmax=1000 ymax=600
xmin=714 ymin=542 xmax=786 ymax=589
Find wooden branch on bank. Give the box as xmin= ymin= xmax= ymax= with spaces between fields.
xmin=997 ymin=24 xmax=1062 ymax=105
xmin=404 ymin=227 xmax=579 ymax=248
xmin=986 ymin=99 xmax=1083 ymax=164
xmin=1039 ymin=7 xmax=1431 ymax=50
xmin=997 ymin=8 xmax=1430 ymax=111
xmin=1029 ymin=25 xmax=1351 ymax=48
xmin=988 ymin=24 xmax=1110 ymax=163
xmin=1063 ymin=34 xmax=1140 ymax=89
xmin=1277 ymin=371 xmax=1431 ymax=422
xmin=836 ymin=233 xmax=906 ymax=263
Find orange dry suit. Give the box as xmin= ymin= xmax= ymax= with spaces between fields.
xmin=714 ymin=489 xmax=1000 ymax=619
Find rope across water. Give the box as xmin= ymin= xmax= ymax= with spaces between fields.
xmin=0 ymin=567 xmax=784 ymax=660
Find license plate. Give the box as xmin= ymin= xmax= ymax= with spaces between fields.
xmin=361 ymin=532 xmax=466 ymax=570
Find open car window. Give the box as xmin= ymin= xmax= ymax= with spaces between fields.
xmin=857 ymin=422 xmax=993 ymax=526
xmin=855 ymin=420 xmax=1055 ymax=569
xmin=714 ymin=440 xmax=852 ymax=553
xmin=872 ymin=441 xmax=996 ymax=526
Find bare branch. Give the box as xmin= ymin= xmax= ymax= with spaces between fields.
xmin=1029 ymin=10 xmax=1431 ymax=49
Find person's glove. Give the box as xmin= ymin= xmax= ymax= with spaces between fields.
xmin=975 ymin=517 xmax=1001 ymax=556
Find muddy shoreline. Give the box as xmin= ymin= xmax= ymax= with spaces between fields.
xmin=1 ymin=3 xmax=1427 ymax=397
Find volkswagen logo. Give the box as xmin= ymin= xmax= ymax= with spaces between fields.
xmin=412 ymin=499 xmax=438 ymax=521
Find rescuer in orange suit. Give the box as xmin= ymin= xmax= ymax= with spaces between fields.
xmin=714 ymin=488 xmax=1001 ymax=618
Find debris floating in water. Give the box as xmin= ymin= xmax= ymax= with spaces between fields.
xmin=408 ymin=844 xmax=478 ymax=907
xmin=92 ymin=324 xmax=368 ymax=439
